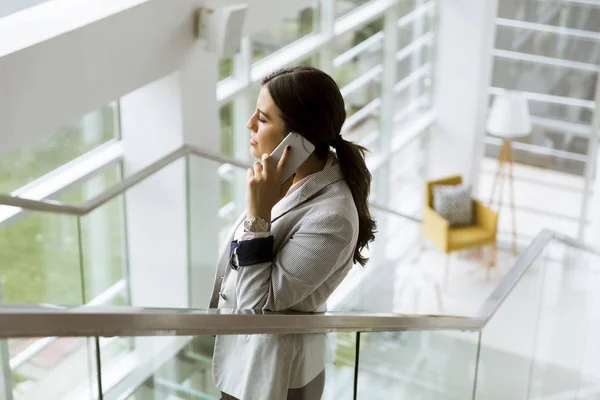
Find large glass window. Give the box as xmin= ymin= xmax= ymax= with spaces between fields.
xmin=0 ymin=165 xmax=125 ymax=305
xmin=0 ymin=103 xmax=119 ymax=194
xmin=498 ymin=1 xmax=600 ymax=32
xmin=335 ymin=0 xmax=371 ymax=19
xmin=482 ymin=0 xmax=599 ymax=245
xmin=219 ymin=58 xmax=234 ymax=81
xmin=251 ymin=4 xmax=319 ymax=63
xmin=333 ymin=19 xmax=384 ymax=88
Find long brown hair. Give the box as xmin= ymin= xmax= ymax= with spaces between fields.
xmin=262 ymin=66 xmax=376 ymax=266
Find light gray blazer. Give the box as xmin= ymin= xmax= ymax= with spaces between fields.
xmin=209 ymin=154 xmax=359 ymax=400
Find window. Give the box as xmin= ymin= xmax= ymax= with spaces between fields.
xmin=0 ymin=103 xmax=119 ymax=194
xmin=333 ymin=19 xmax=384 ymax=88
xmin=251 ymin=4 xmax=319 ymax=63
xmin=219 ymin=58 xmax=234 ymax=81
xmin=335 ymin=0 xmax=371 ymax=19
xmin=0 ymin=165 xmax=126 ymax=305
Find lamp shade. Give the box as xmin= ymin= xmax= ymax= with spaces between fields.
xmin=487 ymin=91 xmax=532 ymax=139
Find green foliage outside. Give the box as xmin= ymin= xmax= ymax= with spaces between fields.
xmin=0 ymin=106 xmax=125 ymax=305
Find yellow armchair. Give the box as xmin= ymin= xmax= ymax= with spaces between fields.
xmin=423 ymin=175 xmax=498 ymax=288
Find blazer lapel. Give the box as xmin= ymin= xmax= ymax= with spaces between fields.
xmin=271 ymin=155 xmax=345 ymax=223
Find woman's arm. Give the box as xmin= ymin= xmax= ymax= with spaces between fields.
xmin=234 ymin=211 xmax=354 ymax=311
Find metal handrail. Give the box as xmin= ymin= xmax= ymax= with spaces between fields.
xmin=3 ymin=229 xmax=598 ymax=338
xmin=0 ymin=144 xmax=420 ymax=222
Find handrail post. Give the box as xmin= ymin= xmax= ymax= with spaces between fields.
xmin=0 ymin=286 xmax=14 ymax=400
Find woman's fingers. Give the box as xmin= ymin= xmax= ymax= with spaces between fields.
xmin=261 ymin=153 xmax=271 ymax=179
xmin=252 ymin=161 xmax=262 ymax=178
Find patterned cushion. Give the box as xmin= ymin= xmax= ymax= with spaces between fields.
xmin=432 ymin=184 xmax=474 ymax=227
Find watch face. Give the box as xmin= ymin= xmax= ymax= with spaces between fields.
xmin=245 ymin=218 xmax=268 ymax=232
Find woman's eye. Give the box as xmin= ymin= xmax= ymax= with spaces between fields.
xmin=258 ymin=118 xmax=266 ymax=124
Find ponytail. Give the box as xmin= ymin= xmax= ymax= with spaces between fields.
xmin=334 ymin=138 xmax=377 ymax=266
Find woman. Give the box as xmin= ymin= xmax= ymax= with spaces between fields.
xmin=209 ymin=66 xmax=376 ymax=400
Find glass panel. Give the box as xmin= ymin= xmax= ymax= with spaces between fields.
xmin=357 ymin=330 xmax=480 ymax=398
xmin=498 ymin=1 xmax=600 ymax=33
xmin=124 ymin=336 xmax=219 ymax=399
xmin=251 ymin=4 xmax=319 ymax=64
xmin=335 ymin=0 xmax=372 ymax=19
xmin=219 ymin=58 xmax=234 ymax=81
xmin=495 ymin=25 xmax=600 ymax=64
xmin=188 ymin=155 xmax=230 ymax=306
xmin=501 ymin=96 xmax=592 ymax=126
xmin=220 ymin=101 xmax=235 ymax=158
xmin=388 ymin=131 xmax=430 ymax=216
xmin=62 ymin=167 xmax=127 ymax=303
xmin=8 ymin=336 xmax=100 ymax=400
xmin=475 ymin=239 xmax=600 ymax=398
xmin=345 ymin=81 xmax=382 ymax=118
xmin=323 ymin=332 xmax=356 ymax=399
xmin=343 ymin=101 xmax=381 ymax=146
xmin=333 ymin=19 xmax=384 ymax=88
xmin=299 ymin=54 xmax=321 ymax=68
xmin=483 ymin=128 xmax=591 ymax=175
xmin=122 ymin=333 xmax=355 ymax=399
xmin=491 ymin=57 xmax=597 ymax=102
xmin=0 ymin=103 xmax=119 ymax=194
xmin=476 ymin=243 xmax=548 ymax=398
xmin=0 ymin=210 xmax=84 ymax=305
xmin=397 ymin=43 xmax=433 ymax=80
xmin=328 ymin=207 xmax=422 ymax=313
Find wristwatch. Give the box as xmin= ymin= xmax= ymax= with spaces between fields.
xmin=243 ymin=217 xmax=271 ymax=232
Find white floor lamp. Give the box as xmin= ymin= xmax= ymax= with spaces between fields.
xmin=486 ymin=90 xmax=532 ymax=254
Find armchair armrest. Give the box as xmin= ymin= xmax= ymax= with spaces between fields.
xmin=474 ymin=200 xmax=498 ymax=235
xmin=422 ymin=206 xmax=450 ymax=252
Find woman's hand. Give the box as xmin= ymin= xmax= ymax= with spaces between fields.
xmin=247 ymin=146 xmax=295 ymax=222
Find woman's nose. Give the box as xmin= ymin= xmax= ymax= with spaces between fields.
xmin=247 ymin=115 xmax=256 ymax=132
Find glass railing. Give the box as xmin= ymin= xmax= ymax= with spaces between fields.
xmin=0 ymin=144 xmax=422 ymax=400
xmin=2 ymin=229 xmax=599 ymax=399
xmin=3 ymin=146 xmax=600 ymax=399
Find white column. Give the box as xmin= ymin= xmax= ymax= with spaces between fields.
xmin=120 ymin=45 xmax=220 ymax=310
xmin=181 ymin=46 xmax=221 ymax=309
xmin=428 ymin=0 xmax=499 ymax=190
xmin=121 ymin=72 xmax=190 ymax=309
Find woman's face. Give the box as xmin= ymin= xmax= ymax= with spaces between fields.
xmin=247 ymin=86 xmax=287 ymax=159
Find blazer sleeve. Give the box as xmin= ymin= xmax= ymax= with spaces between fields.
xmin=234 ymin=211 xmax=355 ymax=312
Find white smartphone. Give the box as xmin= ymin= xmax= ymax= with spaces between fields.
xmin=269 ymin=132 xmax=315 ymax=183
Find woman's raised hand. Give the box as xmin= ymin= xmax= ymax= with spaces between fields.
xmin=246 ymin=146 xmax=295 ymax=222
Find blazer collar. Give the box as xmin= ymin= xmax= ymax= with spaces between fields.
xmin=271 ymin=154 xmax=345 ymax=223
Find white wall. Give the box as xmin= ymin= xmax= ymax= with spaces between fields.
xmin=0 ymin=0 xmax=195 ymax=158
xmin=428 ymin=0 xmax=499 ymax=189
xmin=0 ymin=0 xmax=320 ymax=159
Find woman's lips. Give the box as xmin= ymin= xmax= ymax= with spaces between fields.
xmin=250 ymin=137 xmax=258 ymax=146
